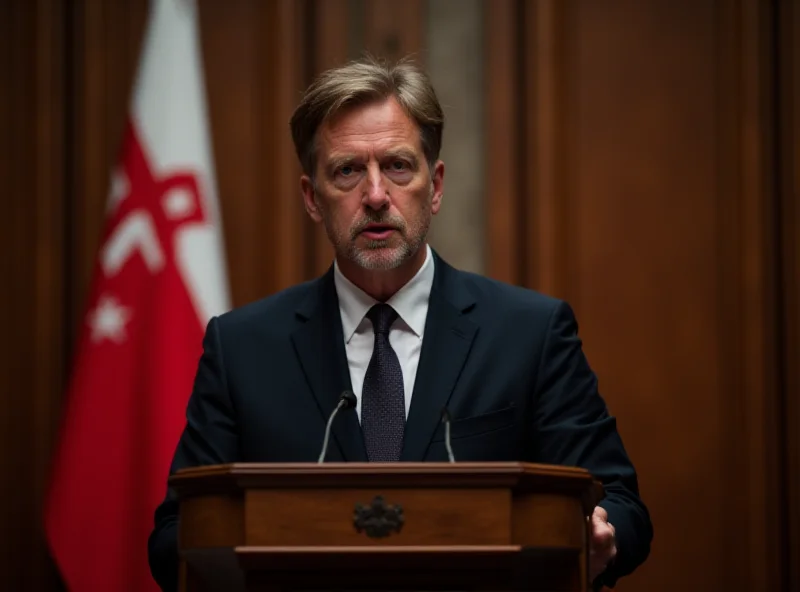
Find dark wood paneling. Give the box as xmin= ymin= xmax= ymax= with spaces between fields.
xmin=269 ymin=0 xmax=312 ymax=291
xmin=201 ymin=0 xmax=317 ymax=303
xmin=724 ymin=2 xmax=782 ymax=589
xmin=487 ymin=1 xmax=786 ymax=590
xmin=574 ymin=1 xmax=781 ymax=589
xmin=485 ymin=0 xmax=521 ymax=284
xmin=199 ymin=0 xmax=265 ymax=306
xmin=0 ymin=0 xmax=67 ymax=589
xmin=31 ymin=2 xmax=67 ymax=590
xmin=570 ymin=5 xmax=732 ymax=587
xmin=1 ymin=7 xmax=36 ymax=592
xmin=309 ymin=0 xmax=349 ymax=276
xmin=523 ymin=0 xmax=573 ymax=298
xmin=779 ymin=0 xmax=800 ymax=589
xmin=364 ymin=0 xmax=424 ymax=63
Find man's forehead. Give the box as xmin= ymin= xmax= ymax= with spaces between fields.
xmin=318 ymin=133 xmax=422 ymax=162
xmin=323 ymin=143 xmax=419 ymax=161
xmin=325 ymin=96 xmax=406 ymax=127
xmin=320 ymin=99 xmax=420 ymax=139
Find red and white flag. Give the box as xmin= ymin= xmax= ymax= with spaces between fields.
xmin=45 ymin=0 xmax=230 ymax=589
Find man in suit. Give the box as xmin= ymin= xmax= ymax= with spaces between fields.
xmin=148 ymin=56 xmax=652 ymax=591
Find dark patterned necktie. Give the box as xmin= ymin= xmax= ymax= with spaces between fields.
xmin=361 ymin=303 xmax=405 ymax=462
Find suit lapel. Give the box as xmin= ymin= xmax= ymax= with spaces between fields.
xmin=400 ymin=255 xmax=478 ymax=461
xmin=291 ymin=269 xmax=367 ymax=462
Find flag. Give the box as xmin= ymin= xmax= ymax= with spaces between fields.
xmin=44 ymin=0 xmax=230 ymax=589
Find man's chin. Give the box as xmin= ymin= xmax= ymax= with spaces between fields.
xmin=348 ymin=245 xmax=409 ymax=271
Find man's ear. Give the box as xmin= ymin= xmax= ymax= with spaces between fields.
xmin=430 ymin=160 xmax=445 ymax=215
xmin=300 ymin=175 xmax=322 ymax=223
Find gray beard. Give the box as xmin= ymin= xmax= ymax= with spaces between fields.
xmin=346 ymin=239 xmax=415 ymax=270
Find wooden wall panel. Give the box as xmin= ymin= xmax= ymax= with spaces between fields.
xmin=199 ymin=0 xmax=269 ymax=306
xmin=0 ymin=6 xmax=30 ymax=588
xmin=487 ymin=0 xmax=786 ymax=590
xmin=523 ymin=0 xmax=573 ymax=298
xmin=574 ymin=1 xmax=782 ymax=589
xmin=308 ymin=0 xmax=349 ymax=276
xmin=364 ymin=0 xmax=424 ymax=63
xmin=778 ymin=0 xmax=800 ymax=588
xmin=485 ymin=0 xmax=522 ymax=285
xmin=568 ymin=5 xmax=732 ymax=587
xmin=268 ymin=0 xmax=312 ymax=292
xmin=30 ymin=1 xmax=67 ymax=590
xmin=726 ymin=2 xmax=782 ymax=589
xmin=0 ymin=0 xmax=66 ymax=589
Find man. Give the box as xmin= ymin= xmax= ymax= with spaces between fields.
xmin=148 ymin=56 xmax=652 ymax=590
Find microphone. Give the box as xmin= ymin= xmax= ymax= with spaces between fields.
xmin=317 ymin=390 xmax=357 ymax=463
xmin=441 ymin=407 xmax=455 ymax=463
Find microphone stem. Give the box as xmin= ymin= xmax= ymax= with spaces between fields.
xmin=318 ymin=400 xmax=345 ymax=463
xmin=445 ymin=417 xmax=455 ymax=463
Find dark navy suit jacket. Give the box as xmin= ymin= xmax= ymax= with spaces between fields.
xmin=148 ymin=252 xmax=652 ymax=590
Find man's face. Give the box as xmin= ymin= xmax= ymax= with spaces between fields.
xmin=300 ymin=98 xmax=444 ymax=271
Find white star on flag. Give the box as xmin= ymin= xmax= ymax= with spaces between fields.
xmin=88 ymin=295 xmax=132 ymax=343
xmin=163 ymin=188 xmax=196 ymax=219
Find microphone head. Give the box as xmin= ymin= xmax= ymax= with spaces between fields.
xmin=339 ymin=390 xmax=357 ymax=409
xmin=440 ymin=406 xmax=451 ymax=423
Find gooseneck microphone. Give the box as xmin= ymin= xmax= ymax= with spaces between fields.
xmin=441 ymin=407 xmax=455 ymax=463
xmin=317 ymin=390 xmax=358 ymax=463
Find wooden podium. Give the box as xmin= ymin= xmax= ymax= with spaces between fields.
xmin=170 ymin=462 xmax=602 ymax=592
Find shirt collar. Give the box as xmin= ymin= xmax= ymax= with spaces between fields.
xmin=334 ymin=244 xmax=434 ymax=343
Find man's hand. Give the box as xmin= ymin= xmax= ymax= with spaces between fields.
xmin=589 ymin=506 xmax=617 ymax=581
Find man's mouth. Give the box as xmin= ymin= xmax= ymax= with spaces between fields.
xmin=360 ymin=224 xmax=396 ymax=240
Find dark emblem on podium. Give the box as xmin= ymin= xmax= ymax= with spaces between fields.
xmin=353 ymin=495 xmax=405 ymax=538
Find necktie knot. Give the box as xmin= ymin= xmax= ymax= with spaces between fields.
xmin=367 ymin=303 xmax=398 ymax=335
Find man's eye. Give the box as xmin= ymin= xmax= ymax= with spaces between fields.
xmin=389 ymin=161 xmax=408 ymax=171
xmin=339 ymin=165 xmax=354 ymax=176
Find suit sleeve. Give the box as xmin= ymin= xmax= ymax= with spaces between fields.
xmin=147 ymin=316 xmax=240 ymax=592
xmin=530 ymin=301 xmax=653 ymax=588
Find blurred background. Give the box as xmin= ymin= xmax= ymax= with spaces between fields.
xmin=1 ymin=0 xmax=798 ymax=590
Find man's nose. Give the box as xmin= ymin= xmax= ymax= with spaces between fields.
xmin=362 ymin=164 xmax=389 ymax=210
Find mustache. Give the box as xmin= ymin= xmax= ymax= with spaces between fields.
xmin=350 ymin=212 xmax=406 ymax=238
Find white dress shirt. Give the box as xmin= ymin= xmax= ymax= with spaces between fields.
xmin=333 ymin=244 xmax=434 ymax=422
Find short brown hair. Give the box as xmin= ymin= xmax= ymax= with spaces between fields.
xmin=290 ymin=55 xmax=444 ymax=177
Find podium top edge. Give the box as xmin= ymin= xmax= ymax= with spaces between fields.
xmin=172 ymin=461 xmax=591 ymax=480
xmin=168 ymin=462 xmax=600 ymax=500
